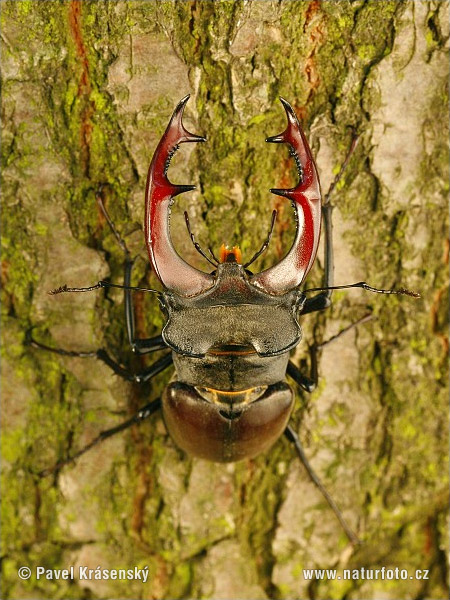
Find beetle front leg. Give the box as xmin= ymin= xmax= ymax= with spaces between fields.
xmin=300 ymin=201 xmax=334 ymax=315
xmin=302 ymin=134 xmax=359 ymax=315
xmin=123 ymin=256 xmax=168 ymax=354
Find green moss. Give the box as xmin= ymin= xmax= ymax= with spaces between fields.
xmin=167 ymin=561 xmax=192 ymax=598
xmin=16 ymin=0 xmax=33 ymax=16
xmin=357 ymin=44 xmax=378 ymax=62
xmin=2 ymin=0 xmax=448 ymax=598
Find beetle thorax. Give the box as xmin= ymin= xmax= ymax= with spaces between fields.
xmin=160 ymin=262 xmax=306 ymax=359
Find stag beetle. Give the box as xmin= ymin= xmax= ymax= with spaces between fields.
xmin=32 ymin=96 xmax=418 ymax=543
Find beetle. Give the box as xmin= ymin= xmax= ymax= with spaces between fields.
xmin=31 ymin=96 xmax=418 ymax=543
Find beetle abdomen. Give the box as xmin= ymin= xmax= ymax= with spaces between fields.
xmin=162 ymin=382 xmax=294 ymax=462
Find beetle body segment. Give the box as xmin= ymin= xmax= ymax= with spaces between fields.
xmin=172 ymin=350 xmax=291 ymax=392
xmin=162 ymin=382 xmax=294 ymax=462
xmin=159 ymin=262 xmax=302 ymax=461
xmin=160 ymin=262 xmax=306 ymax=358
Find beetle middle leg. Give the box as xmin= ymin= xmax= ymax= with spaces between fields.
xmin=287 ymin=313 xmax=372 ymax=393
xmin=28 ymin=336 xmax=172 ymax=383
xmin=30 ymin=192 xmax=174 ymax=473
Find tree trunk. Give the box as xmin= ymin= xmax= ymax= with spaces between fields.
xmin=2 ymin=1 xmax=448 ymax=599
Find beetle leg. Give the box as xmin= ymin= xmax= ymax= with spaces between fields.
xmin=97 ymin=351 xmax=173 ymax=383
xmin=28 ymin=336 xmax=173 ymax=383
xmin=95 ymin=190 xmax=169 ymax=356
xmin=284 ymin=425 xmax=360 ymax=545
xmin=287 ymin=361 xmax=316 ymax=393
xmin=302 ymin=133 xmax=359 ymax=313
xmin=123 ymin=256 xmax=169 ymax=355
xmin=300 ymin=293 xmax=331 ymax=315
xmin=129 ymin=334 xmax=167 ymax=354
xmin=287 ymin=313 xmax=373 ymax=393
xmin=286 ymin=314 xmax=373 ymax=540
xmin=38 ymin=398 xmax=162 ymax=477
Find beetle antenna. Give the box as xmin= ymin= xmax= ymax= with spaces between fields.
xmin=303 ymin=281 xmax=420 ymax=298
xmin=184 ymin=211 xmax=218 ymax=267
xmin=208 ymin=246 xmax=220 ymax=264
xmin=243 ymin=210 xmax=278 ymax=269
xmin=49 ymin=281 xmax=162 ymax=296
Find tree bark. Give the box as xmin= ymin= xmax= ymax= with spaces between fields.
xmin=2 ymin=1 xmax=448 ymax=599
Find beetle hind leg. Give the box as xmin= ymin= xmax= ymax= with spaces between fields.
xmin=38 ymin=398 xmax=162 ymax=477
xmin=284 ymin=425 xmax=360 ymax=545
xmin=285 ymin=314 xmax=372 ymax=543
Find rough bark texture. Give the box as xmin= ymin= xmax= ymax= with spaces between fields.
xmin=1 ymin=1 xmax=448 ymax=599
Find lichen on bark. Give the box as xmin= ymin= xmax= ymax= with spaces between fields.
xmin=1 ymin=1 xmax=448 ymax=599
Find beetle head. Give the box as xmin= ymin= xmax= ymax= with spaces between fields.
xmin=160 ymin=262 xmax=306 ymax=358
xmin=145 ymin=95 xmax=321 ymax=298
